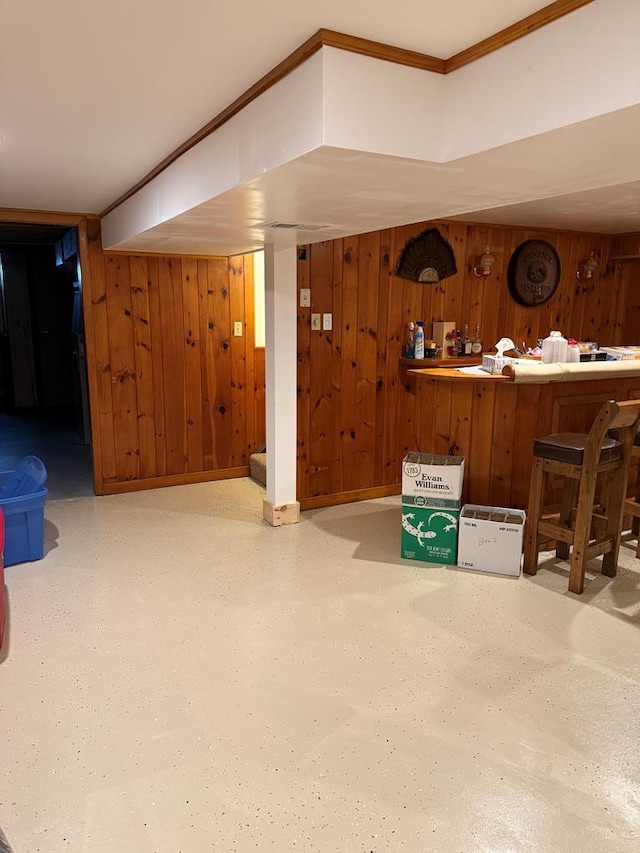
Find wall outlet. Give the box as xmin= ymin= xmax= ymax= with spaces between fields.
xmin=299 ymin=288 xmax=311 ymax=308
xmin=311 ymin=313 xmax=321 ymax=330
xmin=322 ymin=313 xmax=333 ymax=331
xmin=233 ymin=321 xmax=243 ymax=337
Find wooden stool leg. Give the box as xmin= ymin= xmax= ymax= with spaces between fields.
xmin=556 ymin=478 xmax=578 ymax=560
xmin=568 ymin=474 xmax=598 ymax=594
xmin=524 ymin=457 xmax=545 ymax=576
xmin=601 ymin=464 xmax=629 ymax=577
xmin=633 ymin=460 xmax=640 ymax=535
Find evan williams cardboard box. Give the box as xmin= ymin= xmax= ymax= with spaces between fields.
xmin=402 ymin=453 xmax=464 ymax=507
xmin=401 ymin=453 xmax=465 ymax=565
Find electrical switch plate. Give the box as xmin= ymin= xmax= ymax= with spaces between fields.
xmin=233 ymin=321 xmax=243 ymax=337
xmin=311 ymin=313 xmax=321 ymax=331
xmin=299 ymin=288 xmax=311 ymax=308
xmin=322 ymin=313 xmax=333 ymax=331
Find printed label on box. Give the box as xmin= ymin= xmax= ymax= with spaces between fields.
xmin=401 ymin=506 xmax=459 ymax=566
xmin=402 ymin=494 xmax=461 ymax=509
xmin=402 ymin=453 xmax=464 ymax=502
xmin=457 ymin=504 xmax=525 ymax=577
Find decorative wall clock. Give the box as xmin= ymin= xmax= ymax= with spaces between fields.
xmin=507 ymin=239 xmax=561 ymax=306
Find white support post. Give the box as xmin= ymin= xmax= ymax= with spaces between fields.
xmin=262 ymin=240 xmax=300 ymax=526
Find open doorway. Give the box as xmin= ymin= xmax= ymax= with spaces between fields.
xmin=0 ymin=222 xmax=93 ymax=499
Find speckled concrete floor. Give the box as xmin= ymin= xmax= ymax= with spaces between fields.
xmin=1 ymin=478 xmax=640 ymax=852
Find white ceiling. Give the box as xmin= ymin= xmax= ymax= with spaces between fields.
xmin=2 ymin=0 xmax=639 ymax=242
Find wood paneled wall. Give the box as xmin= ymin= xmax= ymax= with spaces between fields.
xmin=297 ymin=219 xmax=628 ymax=505
xmin=81 ymin=219 xmax=265 ymax=494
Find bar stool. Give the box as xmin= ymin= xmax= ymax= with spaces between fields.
xmin=523 ymin=399 xmax=640 ymax=594
xmin=623 ymin=435 xmax=640 ymax=557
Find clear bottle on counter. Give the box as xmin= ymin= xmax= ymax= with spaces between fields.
xmin=542 ymin=330 xmax=568 ymax=364
xmin=462 ymin=324 xmax=472 ymax=356
xmin=567 ymin=339 xmax=580 ymax=362
xmin=404 ymin=321 xmax=416 ymax=358
xmin=414 ymin=321 xmax=425 ymax=359
xmin=471 ymin=323 xmax=483 ymax=355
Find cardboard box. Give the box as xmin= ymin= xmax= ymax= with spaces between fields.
xmin=402 ymin=453 xmax=464 ymax=505
xmin=600 ymin=346 xmax=640 ymax=360
xmin=401 ymin=505 xmax=460 ymax=565
xmin=431 ymin=321 xmax=455 ymax=358
xmin=457 ymin=505 xmax=526 ymax=577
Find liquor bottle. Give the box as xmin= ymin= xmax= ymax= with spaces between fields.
xmin=471 ymin=323 xmax=483 ymax=355
xmin=404 ymin=321 xmax=416 ymax=359
xmin=462 ymin=324 xmax=472 ymax=356
xmin=446 ymin=330 xmax=456 ymax=358
xmin=454 ymin=329 xmax=463 ymax=357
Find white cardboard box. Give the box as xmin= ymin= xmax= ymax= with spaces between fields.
xmin=402 ymin=453 xmax=464 ymax=506
xmin=457 ymin=504 xmax=526 ymax=577
xmin=431 ymin=321 xmax=455 ymax=358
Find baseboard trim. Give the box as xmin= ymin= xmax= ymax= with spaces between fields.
xmin=98 ymin=466 xmax=251 ymax=495
xmin=300 ymin=483 xmax=401 ymax=511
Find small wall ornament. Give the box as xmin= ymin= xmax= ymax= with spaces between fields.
xmin=507 ymin=239 xmax=561 ymax=306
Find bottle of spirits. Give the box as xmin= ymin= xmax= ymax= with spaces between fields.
xmin=446 ymin=330 xmax=456 ymax=358
xmin=404 ymin=321 xmax=416 ymax=358
xmin=462 ymin=324 xmax=472 ymax=356
xmin=471 ymin=323 xmax=483 ymax=355
xmin=454 ymin=330 xmax=463 ymax=357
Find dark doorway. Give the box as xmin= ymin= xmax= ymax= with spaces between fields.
xmin=0 ymin=223 xmax=93 ymax=499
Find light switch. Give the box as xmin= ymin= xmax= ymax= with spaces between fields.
xmin=322 ymin=313 xmax=333 ymax=331
xmin=299 ymin=288 xmax=311 ymax=307
xmin=233 ymin=321 xmax=243 ymax=337
xmin=311 ymin=313 xmax=321 ymax=331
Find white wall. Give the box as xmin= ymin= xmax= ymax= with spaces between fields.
xmin=102 ymin=51 xmax=325 ymax=249
xmin=253 ymin=250 xmax=265 ymax=349
xmin=443 ymin=0 xmax=640 ymax=160
xmin=322 ymin=47 xmax=445 ymax=162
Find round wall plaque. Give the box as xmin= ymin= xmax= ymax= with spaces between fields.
xmin=507 ymin=240 xmax=561 ymax=306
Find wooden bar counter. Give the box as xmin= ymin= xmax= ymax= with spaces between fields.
xmin=409 ymin=360 xmax=640 ymax=509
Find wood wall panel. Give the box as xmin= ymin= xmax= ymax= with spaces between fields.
xmin=130 ymin=255 xmax=158 ymax=479
xmin=82 ymin=223 xmax=264 ymax=493
xmin=298 ymin=218 xmax=631 ymax=502
xmin=413 ymin=375 xmax=640 ymax=511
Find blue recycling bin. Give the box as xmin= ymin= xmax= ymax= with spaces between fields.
xmin=0 ymin=457 xmax=48 ymax=566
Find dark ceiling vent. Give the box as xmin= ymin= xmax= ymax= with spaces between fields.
xmin=262 ymin=221 xmax=330 ymax=232
xmin=396 ymin=227 xmax=457 ymax=283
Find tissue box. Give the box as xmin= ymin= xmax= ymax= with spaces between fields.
xmin=481 ymin=354 xmax=509 ymax=374
xmin=481 ymin=355 xmax=539 ymax=374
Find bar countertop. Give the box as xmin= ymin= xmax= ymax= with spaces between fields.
xmin=411 ymin=357 xmax=640 ymax=508
xmin=409 ymin=358 xmax=640 ymax=384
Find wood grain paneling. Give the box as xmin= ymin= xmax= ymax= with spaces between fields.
xmin=82 ymin=224 xmax=265 ymax=493
xmin=298 ymin=219 xmax=624 ymax=503
xmin=412 ymin=375 xmax=640 ymax=510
